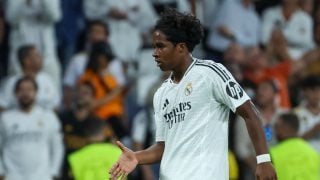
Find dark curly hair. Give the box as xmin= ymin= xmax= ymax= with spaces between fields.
xmin=154 ymin=8 xmax=204 ymax=52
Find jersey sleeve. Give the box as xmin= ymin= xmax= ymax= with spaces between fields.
xmin=208 ymin=63 xmax=250 ymax=112
xmin=153 ymin=89 xmax=165 ymax=142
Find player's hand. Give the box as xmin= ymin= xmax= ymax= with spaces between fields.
xmin=0 ymin=176 xmax=5 ymax=180
xmin=256 ymin=162 xmax=277 ymax=180
xmin=109 ymin=141 xmax=138 ymax=180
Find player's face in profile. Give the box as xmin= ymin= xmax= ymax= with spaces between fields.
xmin=16 ymin=80 xmax=36 ymax=108
xmin=152 ymin=30 xmax=181 ymax=71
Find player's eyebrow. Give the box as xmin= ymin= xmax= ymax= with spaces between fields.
xmin=154 ymin=42 xmax=165 ymax=48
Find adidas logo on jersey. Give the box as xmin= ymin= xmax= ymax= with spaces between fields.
xmin=162 ymin=99 xmax=169 ymax=110
xmin=164 ymin=102 xmax=192 ymax=129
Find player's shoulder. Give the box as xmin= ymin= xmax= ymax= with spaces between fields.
xmin=154 ymin=78 xmax=170 ymax=96
xmin=194 ymin=59 xmax=232 ymax=82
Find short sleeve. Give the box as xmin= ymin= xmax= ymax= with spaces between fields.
xmin=208 ymin=63 xmax=250 ymax=112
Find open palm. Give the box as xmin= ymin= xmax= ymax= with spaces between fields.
xmin=109 ymin=141 xmax=138 ymax=180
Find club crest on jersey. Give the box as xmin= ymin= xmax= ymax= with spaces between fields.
xmin=184 ymin=82 xmax=193 ymax=96
xmin=226 ymin=81 xmax=243 ymax=99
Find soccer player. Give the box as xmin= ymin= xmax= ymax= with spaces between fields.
xmin=109 ymin=8 xmax=277 ymax=180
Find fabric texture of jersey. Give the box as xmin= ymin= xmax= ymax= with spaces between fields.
xmin=153 ymin=59 xmax=250 ymax=180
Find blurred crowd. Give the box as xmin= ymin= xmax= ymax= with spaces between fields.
xmin=0 ymin=0 xmax=320 ymax=180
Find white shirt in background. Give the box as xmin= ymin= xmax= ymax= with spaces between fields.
xmin=0 ymin=72 xmax=60 ymax=110
xmin=207 ymin=0 xmax=260 ymax=52
xmin=63 ymin=53 xmax=126 ymax=87
xmin=83 ymin=0 xmax=142 ymax=62
xmin=0 ymin=106 xmax=64 ymax=180
xmin=5 ymin=0 xmax=62 ymax=88
xmin=261 ymin=6 xmax=315 ymax=60
xmin=295 ymin=104 xmax=320 ymax=152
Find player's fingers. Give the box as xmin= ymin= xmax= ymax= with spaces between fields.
xmin=109 ymin=162 xmax=119 ymax=174
xmin=120 ymin=172 xmax=128 ymax=180
xmin=116 ymin=141 xmax=128 ymax=152
xmin=112 ymin=166 xmax=123 ymax=179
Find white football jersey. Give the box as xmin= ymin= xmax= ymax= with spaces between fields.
xmin=153 ymin=58 xmax=250 ymax=180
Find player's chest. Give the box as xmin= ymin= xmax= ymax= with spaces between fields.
xmin=159 ymin=78 xmax=210 ymax=121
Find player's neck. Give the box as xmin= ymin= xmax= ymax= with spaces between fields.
xmin=172 ymin=55 xmax=193 ymax=83
xmin=19 ymin=104 xmax=34 ymax=113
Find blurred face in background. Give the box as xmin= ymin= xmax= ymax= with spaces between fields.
xmin=88 ymin=24 xmax=108 ymax=43
xmin=16 ymin=80 xmax=37 ymax=109
xmin=247 ymin=48 xmax=268 ymax=70
xmin=76 ymin=83 xmax=95 ymax=108
xmin=223 ymin=43 xmax=246 ymax=65
xmin=255 ymin=81 xmax=277 ymax=107
xmin=23 ymin=48 xmax=43 ymax=73
xmin=299 ymin=0 xmax=314 ymax=14
xmin=303 ymin=86 xmax=320 ymax=107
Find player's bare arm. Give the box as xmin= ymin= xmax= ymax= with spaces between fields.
xmin=236 ymin=100 xmax=277 ymax=180
xmin=109 ymin=141 xmax=165 ymax=180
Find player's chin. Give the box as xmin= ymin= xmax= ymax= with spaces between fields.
xmin=157 ymin=64 xmax=169 ymax=71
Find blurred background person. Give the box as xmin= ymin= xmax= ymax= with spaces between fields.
xmin=0 ymin=76 xmax=64 ymax=180
xmin=68 ymin=118 xmax=121 ymax=180
xmin=271 ymin=112 xmax=320 ymax=180
xmin=58 ymin=81 xmax=110 ymax=179
xmin=261 ymin=0 xmax=315 ymax=60
xmin=234 ymin=79 xmax=286 ymax=180
xmin=63 ymin=22 xmax=126 ymax=111
xmin=206 ymin=0 xmax=260 ymax=61
xmin=78 ymin=43 xmax=127 ymax=140
xmin=5 ymin=0 xmax=62 ymax=89
xmin=298 ymin=0 xmax=314 ymax=15
xmin=243 ymin=47 xmax=292 ymax=109
xmin=56 ymin=0 xmax=85 ymax=70
xmin=294 ymin=75 xmax=320 ymax=152
xmin=0 ymin=45 xmax=60 ymax=111
xmin=0 ymin=0 xmax=9 ymax=81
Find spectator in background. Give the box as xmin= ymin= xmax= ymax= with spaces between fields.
xmin=131 ymin=72 xmax=171 ymax=180
xmin=56 ymin=0 xmax=85 ymax=69
xmin=271 ymin=112 xmax=320 ymax=180
xmin=0 ymin=0 xmax=9 ymax=80
xmin=299 ymin=0 xmax=314 ymax=15
xmin=0 ymin=45 xmax=60 ymax=111
xmin=150 ymin=0 xmax=178 ymax=14
xmin=261 ymin=0 xmax=315 ymax=60
xmin=84 ymin=0 xmax=142 ymax=63
xmin=206 ymin=0 xmax=260 ymax=61
xmin=5 ymin=0 xmax=62 ymax=89
xmin=68 ymin=118 xmax=121 ymax=180
xmin=294 ymin=75 xmax=320 ymax=152
xmin=314 ymin=4 xmax=320 ymax=23
xmin=78 ymin=43 xmax=127 ymax=140
xmin=0 ymin=76 xmax=64 ymax=180
xmin=63 ymin=21 xmax=126 ymax=110
xmin=234 ymin=80 xmax=286 ymax=180
xmin=58 ymin=82 xmax=107 ymax=180
xmin=243 ymin=47 xmax=292 ymax=109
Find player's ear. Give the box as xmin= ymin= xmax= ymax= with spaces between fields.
xmin=177 ymin=43 xmax=187 ymax=53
